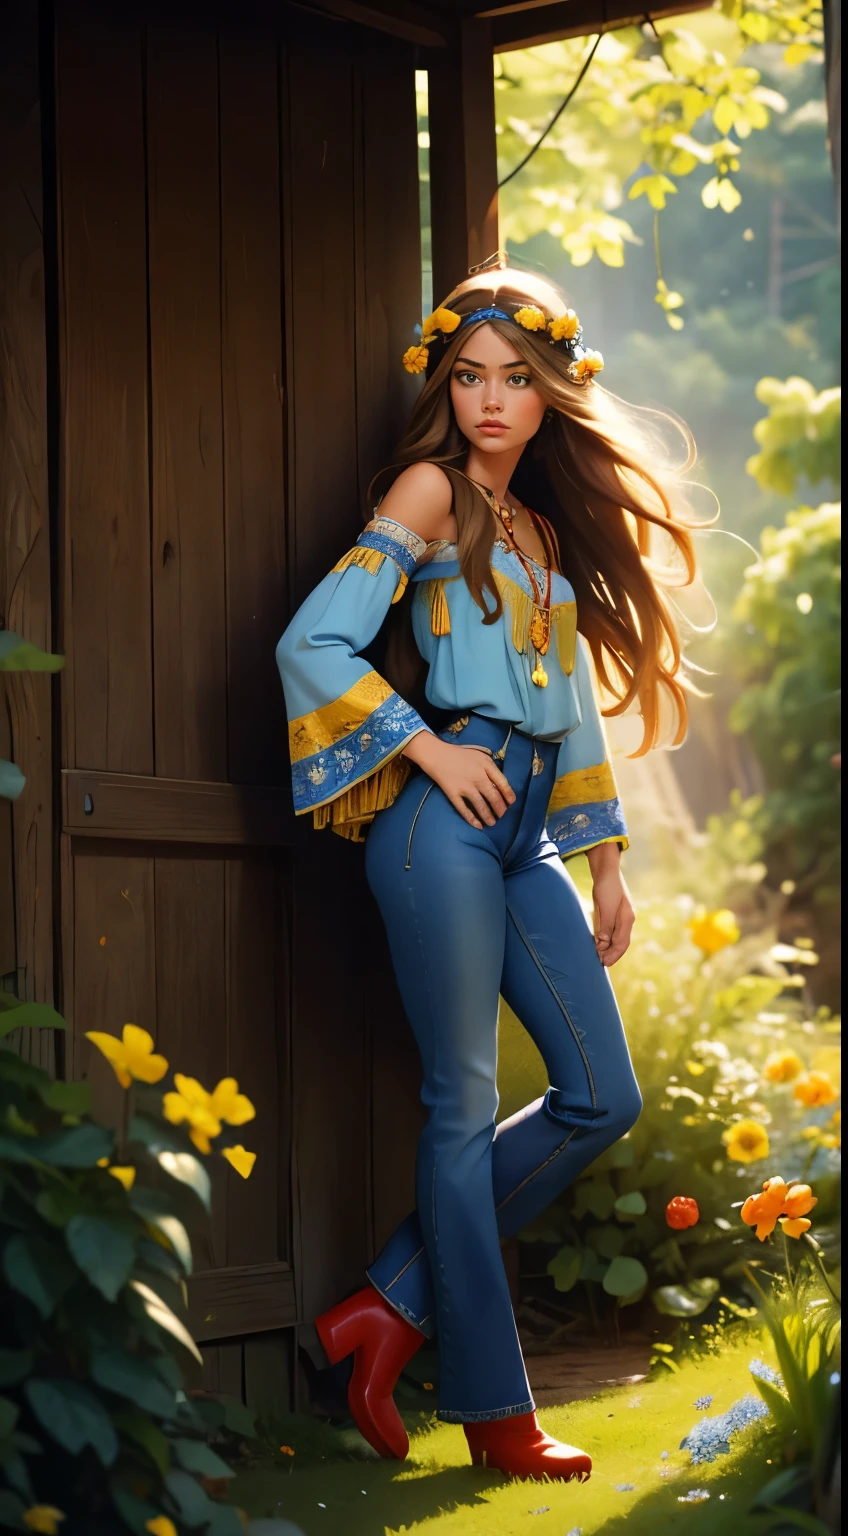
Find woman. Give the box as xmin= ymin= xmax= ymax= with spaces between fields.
xmin=276 ymin=256 xmax=700 ymax=1481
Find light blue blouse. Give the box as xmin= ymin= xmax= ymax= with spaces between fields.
xmin=276 ymin=514 xmax=628 ymax=857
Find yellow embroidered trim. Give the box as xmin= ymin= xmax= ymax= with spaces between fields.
xmin=331 ymin=546 xmax=408 ymax=604
xmin=564 ymin=832 xmax=630 ymax=858
xmin=548 ymin=761 xmax=619 ymax=812
xmin=288 ymin=671 xmax=395 ymax=763
xmin=418 ymin=578 xmax=452 ymax=636
xmin=492 ymin=569 xmax=576 ymax=674
xmin=312 ymin=750 xmax=412 ymax=842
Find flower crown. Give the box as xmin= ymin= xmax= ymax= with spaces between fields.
xmin=401 ymin=302 xmax=604 ymax=384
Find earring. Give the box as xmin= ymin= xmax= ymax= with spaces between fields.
xmin=544 ymin=405 xmax=555 ymax=422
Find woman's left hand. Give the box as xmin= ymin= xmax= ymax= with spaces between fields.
xmin=587 ymin=849 xmax=635 ymax=967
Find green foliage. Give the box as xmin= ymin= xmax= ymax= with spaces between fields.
xmin=0 ymin=1029 xmax=282 ymax=1534
xmin=746 ymin=378 xmax=841 ymax=494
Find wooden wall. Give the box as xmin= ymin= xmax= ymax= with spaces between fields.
xmin=47 ymin=0 xmax=425 ymax=1405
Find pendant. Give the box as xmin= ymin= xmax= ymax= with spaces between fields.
xmin=531 ymin=661 xmax=548 ymax=688
xmin=529 ymin=607 xmax=550 ymax=655
xmin=532 ymin=749 xmax=544 ymax=776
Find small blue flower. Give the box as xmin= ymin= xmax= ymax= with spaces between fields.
xmin=693 ymin=1394 xmax=713 ymax=1410
xmin=678 ymin=1488 xmax=710 ymax=1503
xmin=749 ymin=1358 xmax=784 ymax=1388
xmin=661 ymin=1450 xmax=669 ymax=1460
xmin=680 ymin=1393 xmax=768 ymax=1465
xmin=615 ymin=1483 xmax=636 ymax=1491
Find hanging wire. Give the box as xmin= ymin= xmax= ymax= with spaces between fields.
xmin=497 ymin=31 xmax=603 ymax=190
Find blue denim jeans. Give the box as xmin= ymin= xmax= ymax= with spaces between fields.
xmin=363 ymin=714 xmax=642 ymax=1423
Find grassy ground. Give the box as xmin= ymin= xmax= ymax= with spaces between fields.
xmin=231 ymin=1329 xmax=789 ymax=1536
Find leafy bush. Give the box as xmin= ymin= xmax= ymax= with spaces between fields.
xmin=746 ymin=378 xmax=840 ymax=497
xmin=0 ymin=1007 xmax=284 ymax=1536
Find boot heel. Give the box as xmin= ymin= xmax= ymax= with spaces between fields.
xmin=315 ymin=1295 xmax=361 ymax=1365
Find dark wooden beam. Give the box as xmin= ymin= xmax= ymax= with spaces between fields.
xmin=300 ymin=0 xmax=449 ymax=46
xmin=486 ymin=0 xmax=712 ymax=50
xmin=187 ymin=1261 xmax=297 ymax=1342
xmin=427 ymin=16 xmax=500 ymax=304
xmin=62 ymin=769 xmax=306 ymax=847
xmin=0 ymin=0 xmax=55 ymax=1072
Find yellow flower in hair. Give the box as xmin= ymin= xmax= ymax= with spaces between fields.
xmin=571 ymin=349 xmax=605 ymax=380
xmin=549 ymin=310 xmax=580 ymax=342
xmin=402 ymin=344 xmax=429 ymax=375
xmin=513 ymin=306 xmax=548 ymax=332
xmin=422 ymin=306 xmax=461 ymax=338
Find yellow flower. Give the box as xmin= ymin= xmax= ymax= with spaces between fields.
xmin=571 ymin=349 xmax=605 ymax=380
xmin=724 ymin=1118 xmax=770 ymax=1164
xmin=422 ymin=306 xmax=461 ymax=338
xmin=223 ymin=1145 xmax=257 ymax=1179
xmin=513 ymin=305 xmax=548 ymax=332
xmin=85 ymin=1024 xmax=168 ymax=1090
xmin=549 ymin=310 xmax=580 ymax=342
xmin=23 ymin=1510 xmax=65 ymax=1535
xmin=402 ymin=344 xmax=429 ymax=374
xmin=96 ymin=1158 xmax=137 ymax=1191
xmin=793 ymin=1070 xmax=838 ymax=1108
xmin=146 ymin=1520 xmax=178 ymax=1536
xmin=163 ymin=1074 xmax=256 ymax=1155
xmin=779 ymin=1216 xmax=812 ymax=1239
xmin=686 ymin=1060 xmax=706 ymax=1076
xmin=687 ymin=907 xmax=741 ymax=955
xmin=763 ymin=1049 xmax=805 ymax=1083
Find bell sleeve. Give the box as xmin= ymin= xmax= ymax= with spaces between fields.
xmin=546 ymin=633 xmax=629 ymax=859
xmin=275 ymin=516 xmax=431 ymax=841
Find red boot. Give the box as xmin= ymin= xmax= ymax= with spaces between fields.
xmin=315 ymin=1285 xmax=424 ymax=1459
xmin=464 ymin=1410 xmax=592 ymax=1481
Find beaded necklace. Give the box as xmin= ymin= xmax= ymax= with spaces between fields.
xmin=481 ymin=488 xmax=553 ymax=687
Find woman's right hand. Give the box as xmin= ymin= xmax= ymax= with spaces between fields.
xmin=403 ymin=732 xmax=515 ymax=829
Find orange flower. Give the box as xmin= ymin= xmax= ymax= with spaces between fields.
xmin=763 ymin=1049 xmax=804 ymax=1084
xmin=740 ymin=1175 xmax=788 ymax=1240
xmin=279 ymin=1445 xmax=295 ymax=1456
xmin=779 ymin=1216 xmax=812 ymax=1239
xmin=782 ymin=1183 xmax=817 ymax=1219
xmin=666 ymin=1195 xmax=700 ymax=1230
xmin=402 ymin=344 xmax=429 ymax=375
xmin=793 ymin=1070 xmax=838 ymax=1108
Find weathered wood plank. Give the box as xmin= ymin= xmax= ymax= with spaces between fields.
xmin=55 ymin=0 xmax=152 ymax=776
xmin=187 ymin=1261 xmax=296 ymax=1342
xmin=62 ymin=769 xmax=302 ymax=846
xmin=147 ymin=17 xmax=227 ymax=782
xmin=427 ymin=16 xmax=499 ymax=304
xmin=491 ymin=0 xmax=712 ymax=52
xmin=219 ymin=22 xmax=288 ymax=789
xmin=70 ymin=849 xmax=156 ymax=1127
xmin=244 ymin=1329 xmax=296 ymax=1416
xmin=0 ymin=0 xmax=54 ymax=1062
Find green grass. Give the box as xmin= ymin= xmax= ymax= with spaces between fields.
xmin=231 ymin=1330 xmax=791 ymax=1536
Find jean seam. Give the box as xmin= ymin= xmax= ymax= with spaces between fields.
xmin=405 ymin=782 xmax=435 ymax=869
xmin=439 ymin=1398 xmax=536 ymax=1423
xmin=494 ymin=1127 xmax=577 ymax=1214
xmin=383 ymin=1244 xmax=427 ymax=1293
xmin=507 ymin=905 xmax=598 ymax=1109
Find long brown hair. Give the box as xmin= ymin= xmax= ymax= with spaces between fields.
xmin=375 ymin=266 xmax=711 ymax=756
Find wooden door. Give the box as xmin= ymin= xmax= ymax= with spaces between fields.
xmin=54 ymin=0 xmax=424 ymax=1405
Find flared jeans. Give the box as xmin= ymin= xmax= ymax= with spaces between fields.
xmin=364 ymin=714 xmax=643 ymax=1423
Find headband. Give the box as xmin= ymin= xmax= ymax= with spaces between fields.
xmin=401 ymin=301 xmax=604 ymax=385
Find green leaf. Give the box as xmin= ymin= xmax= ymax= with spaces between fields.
xmin=0 ymin=1489 xmax=27 ymax=1530
xmin=164 ymin=1468 xmax=216 ymax=1527
xmin=614 ymin=1190 xmax=647 ymax=1219
xmin=66 ymin=1215 xmax=136 ymax=1302
xmin=603 ymin=1255 xmax=649 ymax=1298
xmin=0 ymin=1002 xmax=67 ymax=1039
xmin=90 ymin=1349 xmax=177 ymax=1418
xmin=584 ymin=1176 xmax=616 ymax=1220
xmin=35 ymin=1187 xmax=83 ymax=1228
xmin=610 ymin=1138 xmax=635 ymax=1168
xmin=41 ymin=1078 xmax=92 ymax=1114
xmin=219 ymin=1394 xmax=257 ymax=1438
xmin=0 ymin=1395 xmax=20 ymax=1437
xmin=173 ymin=1438 xmax=234 ymax=1479
xmin=0 ymin=761 xmax=26 ymax=801
xmin=109 ymin=1481 xmax=163 ymax=1534
xmin=157 ymin=1151 xmax=211 ymax=1211
xmin=203 ymin=1504 xmax=245 ymax=1536
xmin=0 ymin=1122 xmax=113 ymax=1167
xmin=130 ymin=1281 xmax=203 ymax=1364
xmin=3 ymin=1233 xmax=77 ymax=1318
xmin=0 ymin=1350 xmax=33 ymax=1389
xmin=587 ymin=1224 xmax=626 ymax=1260
xmin=0 ymin=633 xmax=65 ymax=672
xmin=652 ymin=1278 xmax=719 ymax=1316
xmin=1 ymin=1447 xmax=35 ymax=1503
xmin=26 ymin=1378 xmax=119 ymax=1466
xmin=113 ymin=1407 xmax=171 ymax=1477
xmin=0 ymin=990 xmax=24 ymax=1012
xmin=546 ymin=1243 xmax=582 ymax=1293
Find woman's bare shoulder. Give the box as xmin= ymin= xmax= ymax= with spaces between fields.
xmin=375 ymin=462 xmax=455 ymax=543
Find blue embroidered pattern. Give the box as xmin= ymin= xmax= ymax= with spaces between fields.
xmin=291 ymin=691 xmax=425 ymax=813
xmin=357 ymin=530 xmax=420 ymax=579
xmin=548 ymin=798 xmax=628 ymax=858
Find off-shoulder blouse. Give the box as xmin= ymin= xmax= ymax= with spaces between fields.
xmin=275 ymin=513 xmax=628 ymax=858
